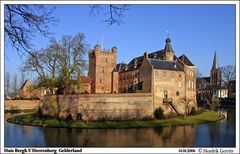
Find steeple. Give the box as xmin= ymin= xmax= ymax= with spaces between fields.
xmin=164 ymin=34 xmax=175 ymax=61
xmin=164 ymin=37 xmax=174 ymax=53
xmin=211 ymin=50 xmax=219 ymax=70
xmin=210 ymin=50 xmax=221 ymax=88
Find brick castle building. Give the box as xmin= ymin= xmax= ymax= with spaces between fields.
xmin=89 ymin=37 xmax=197 ymax=115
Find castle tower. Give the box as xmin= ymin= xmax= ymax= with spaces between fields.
xmin=88 ymin=44 xmax=117 ymax=93
xmin=164 ymin=37 xmax=175 ymax=61
xmin=210 ymin=51 xmax=221 ymax=88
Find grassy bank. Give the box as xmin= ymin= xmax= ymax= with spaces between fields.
xmin=7 ymin=111 xmax=224 ymax=129
xmin=5 ymin=109 xmax=38 ymax=114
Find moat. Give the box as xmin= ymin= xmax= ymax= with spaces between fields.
xmin=4 ymin=108 xmax=235 ymax=147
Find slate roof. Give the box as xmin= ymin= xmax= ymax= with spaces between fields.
xmin=119 ymin=38 xmax=194 ymax=73
xmin=197 ymin=77 xmax=210 ymax=84
xmin=148 ymin=58 xmax=184 ymax=71
xmin=164 ymin=37 xmax=174 ymax=53
xmin=178 ymin=54 xmax=194 ymax=66
xmin=120 ymin=50 xmax=165 ymax=72
xmin=114 ymin=63 xmax=127 ymax=72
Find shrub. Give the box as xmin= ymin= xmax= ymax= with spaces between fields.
xmin=190 ymin=107 xmax=196 ymax=115
xmin=142 ymin=116 xmax=153 ymax=121
xmin=154 ymin=107 xmax=164 ymax=119
xmin=76 ymin=113 xmax=82 ymax=121
xmin=66 ymin=114 xmax=73 ymax=121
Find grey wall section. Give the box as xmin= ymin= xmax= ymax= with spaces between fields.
xmin=5 ymin=100 xmax=40 ymax=110
xmin=44 ymin=93 xmax=153 ymax=120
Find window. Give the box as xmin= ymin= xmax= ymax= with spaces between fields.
xmin=192 ymin=81 xmax=194 ymax=89
xmin=106 ymin=58 xmax=109 ymax=63
xmin=189 ymin=81 xmax=191 ymax=88
xmin=178 ymin=82 xmax=181 ymax=88
xmin=100 ymin=76 xmax=102 ymax=83
xmin=176 ymin=91 xmax=179 ymax=96
xmin=102 ymin=67 xmax=104 ymax=73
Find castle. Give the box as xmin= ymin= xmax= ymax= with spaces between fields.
xmin=88 ymin=36 xmax=197 ymax=116
xmin=21 ymin=36 xmax=198 ymax=119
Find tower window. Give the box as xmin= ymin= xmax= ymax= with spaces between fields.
xmin=178 ymin=82 xmax=181 ymax=88
xmin=176 ymin=91 xmax=179 ymax=96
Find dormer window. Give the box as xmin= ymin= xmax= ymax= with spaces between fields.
xmin=173 ymin=62 xmax=177 ymax=68
xmin=153 ymin=53 xmax=157 ymax=58
xmin=134 ymin=59 xmax=138 ymax=69
xmin=125 ymin=66 xmax=128 ymax=71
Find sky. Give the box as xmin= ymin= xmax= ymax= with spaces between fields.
xmin=4 ymin=4 xmax=236 ymax=82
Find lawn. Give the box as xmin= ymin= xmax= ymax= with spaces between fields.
xmin=7 ymin=111 xmax=225 ymax=129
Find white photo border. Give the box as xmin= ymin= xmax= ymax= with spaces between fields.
xmin=1 ymin=1 xmax=239 ymax=153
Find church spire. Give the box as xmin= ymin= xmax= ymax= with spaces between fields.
xmin=211 ymin=50 xmax=219 ymax=70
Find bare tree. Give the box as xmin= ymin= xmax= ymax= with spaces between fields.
xmin=196 ymin=68 xmax=202 ymax=78
xmin=221 ymin=65 xmax=236 ymax=86
xmin=57 ymin=33 xmax=88 ymax=94
xmin=21 ymin=33 xmax=88 ymax=94
xmin=22 ymin=44 xmax=59 ymax=94
xmin=220 ymin=65 xmax=236 ymax=97
xmin=181 ymin=97 xmax=193 ymax=117
xmin=4 ymin=4 xmax=56 ymax=56
xmin=13 ymin=74 xmax=18 ymax=94
xmin=89 ymin=4 xmax=130 ymax=25
xmin=21 ymin=71 xmax=26 ymax=86
xmin=4 ymin=72 xmax=11 ymax=95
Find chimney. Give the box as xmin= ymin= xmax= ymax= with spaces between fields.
xmin=144 ymin=52 xmax=148 ymax=59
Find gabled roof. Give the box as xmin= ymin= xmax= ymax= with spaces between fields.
xmin=148 ymin=58 xmax=184 ymax=71
xmin=20 ymin=79 xmax=31 ymax=89
xmin=178 ymin=54 xmax=194 ymax=66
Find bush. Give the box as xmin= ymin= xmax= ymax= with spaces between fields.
xmin=190 ymin=107 xmax=204 ymax=115
xmin=66 ymin=114 xmax=73 ymax=121
xmin=154 ymin=107 xmax=164 ymax=119
xmin=190 ymin=107 xmax=196 ymax=115
xmin=77 ymin=113 xmax=82 ymax=121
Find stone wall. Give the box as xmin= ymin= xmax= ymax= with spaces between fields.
xmin=5 ymin=100 xmax=40 ymax=111
xmin=43 ymin=93 xmax=153 ymax=120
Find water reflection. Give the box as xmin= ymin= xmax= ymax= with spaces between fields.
xmin=4 ymin=108 xmax=235 ymax=147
